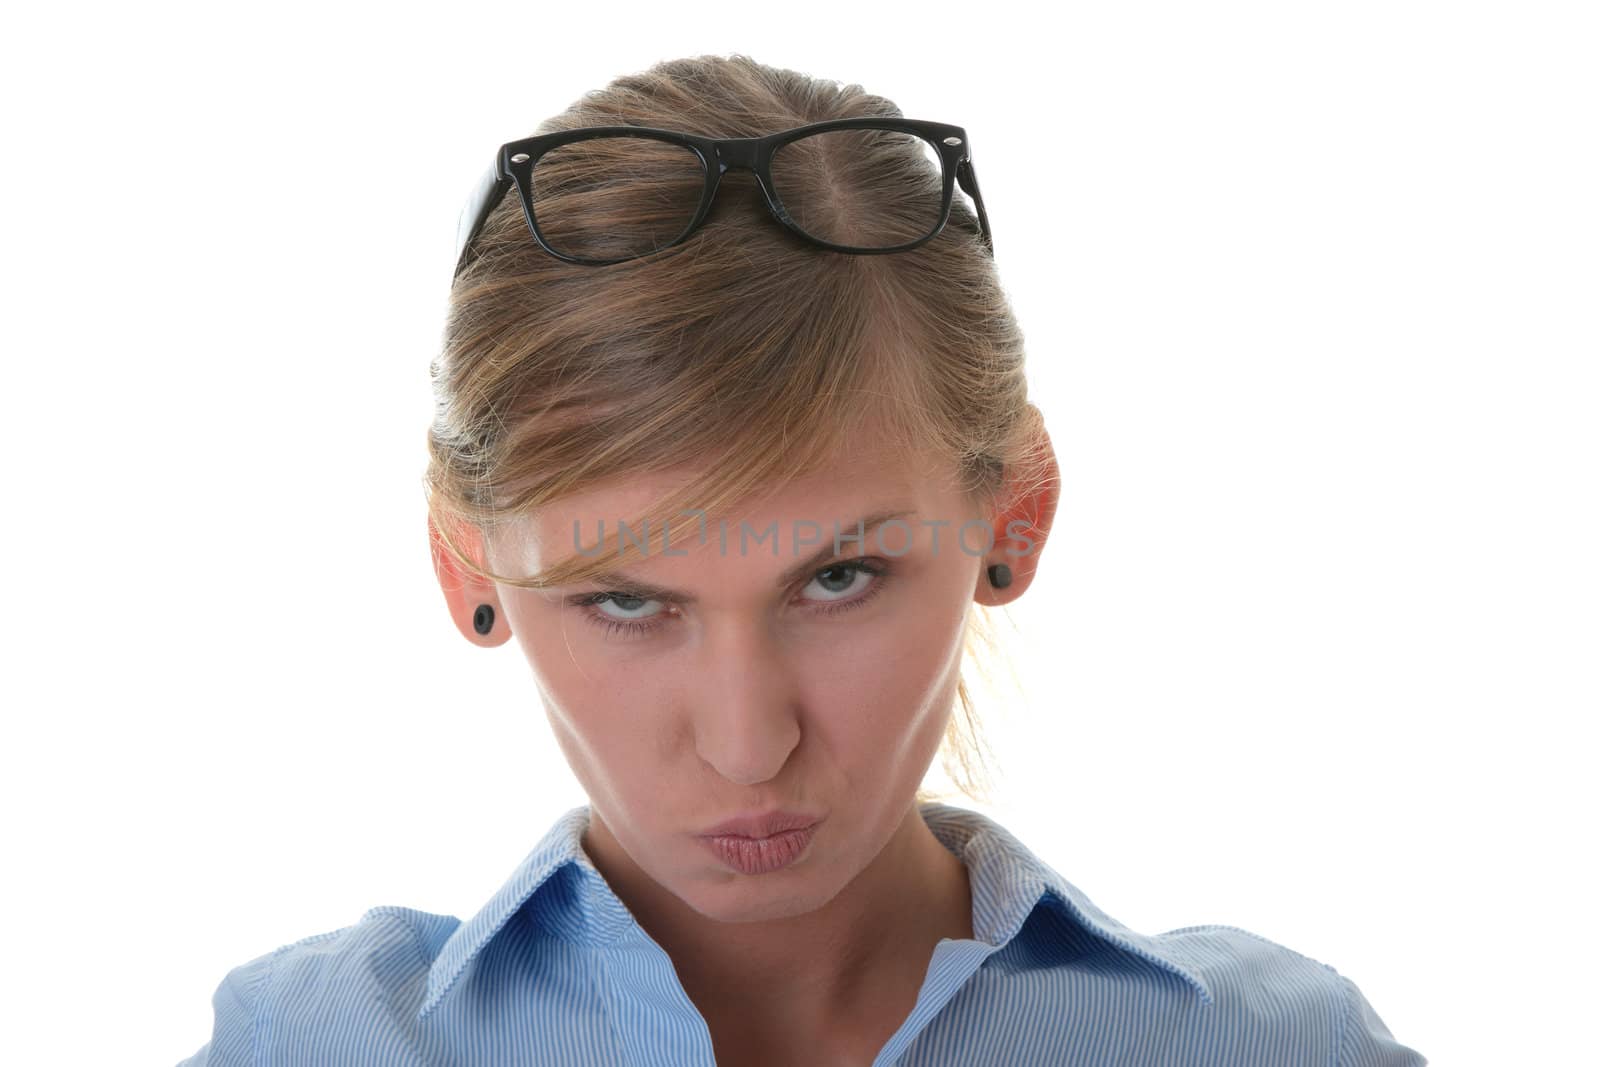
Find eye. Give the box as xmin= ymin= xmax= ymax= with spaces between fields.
xmin=804 ymin=560 xmax=877 ymax=603
xmin=565 ymin=590 xmax=666 ymax=640
xmin=568 ymin=558 xmax=892 ymax=639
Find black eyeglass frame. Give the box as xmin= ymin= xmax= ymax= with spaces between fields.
xmin=452 ymin=117 xmax=994 ymax=273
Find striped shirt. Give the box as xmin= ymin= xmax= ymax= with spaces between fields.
xmin=179 ymin=801 xmax=1426 ymax=1065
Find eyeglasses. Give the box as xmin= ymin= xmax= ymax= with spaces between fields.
xmin=452 ymin=117 xmax=994 ymax=273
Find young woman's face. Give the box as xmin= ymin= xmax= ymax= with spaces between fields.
xmin=482 ymin=442 xmax=1009 ymax=924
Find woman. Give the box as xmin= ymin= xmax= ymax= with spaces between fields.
xmin=181 ymin=53 xmax=1426 ymax=1067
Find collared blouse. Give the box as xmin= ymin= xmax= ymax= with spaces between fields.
xmin=180 ymin=801 xmax=1426 ymax=1065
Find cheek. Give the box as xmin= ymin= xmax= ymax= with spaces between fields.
xmin=537 ymin=684 xmax=676 ymax=815
xmin=802 ymin=586 xmax=970 ymax=759
xmin=519 ymin=623 xmax=663 ymax=791
xmin=521 ymin=617 xmax=701 ymax=793
xmin=516 ymin=603 xmax=659 ymax=708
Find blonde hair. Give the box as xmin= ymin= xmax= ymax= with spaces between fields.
xmin=425 ymin=53 xmax=1051 ymax=808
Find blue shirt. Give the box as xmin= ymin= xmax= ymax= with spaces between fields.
xmin=179 ymin=801 xmax=1426 ymax=1065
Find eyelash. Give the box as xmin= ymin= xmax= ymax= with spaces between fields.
xmin=568 ymin=558 xmax=893 ymax=639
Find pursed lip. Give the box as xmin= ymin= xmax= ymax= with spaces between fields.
xmin=698 ymin=810 xmax=822 ymax=839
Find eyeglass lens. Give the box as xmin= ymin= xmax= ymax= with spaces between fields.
xmin=527 ymin=126 xmax=947 ymax=263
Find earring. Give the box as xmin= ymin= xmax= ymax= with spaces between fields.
xmin=987 ymin=563 xmax=1012 ymax=589
xmin=473 ymin=604 xmax=495 ymax=635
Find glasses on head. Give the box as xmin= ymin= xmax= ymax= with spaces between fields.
xmin=452 ymin=117 xmax=994 ymax=273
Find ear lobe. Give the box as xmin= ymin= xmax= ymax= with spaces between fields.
xmin=427 ymin=512 xmax=510 ymax=646
xmin=974 ymin=419 xmax=1062 ymax=606
xmin=975 ymin=551 xmax=1036 ymax=606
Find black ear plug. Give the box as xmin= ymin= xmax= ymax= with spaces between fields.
xmin=473 ymin=604 xmax=495 ymax=635
xmin=987 ymin=564 xmax=1012 ymax=589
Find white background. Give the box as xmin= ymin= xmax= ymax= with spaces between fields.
xmin=3 ymin=2 xmax=1594 ymax=1064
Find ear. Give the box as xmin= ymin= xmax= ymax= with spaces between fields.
xmin=974 ymin=419 xmax=1061 ymax=607
xmin=428 ymin=512 xmax=512 ymax=647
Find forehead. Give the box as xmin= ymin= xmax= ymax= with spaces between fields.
xmin=487 ymin=435 xmax=967 ymax=582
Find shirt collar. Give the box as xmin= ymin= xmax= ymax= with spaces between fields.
xmin=418 ymin=801 xmax=1213 ymax=1020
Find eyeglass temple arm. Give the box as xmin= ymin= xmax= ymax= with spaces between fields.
xmin=956 ymin=158 xmax=995 ymax=256
xmin=454 ymin=161 xmax=514 ymax=276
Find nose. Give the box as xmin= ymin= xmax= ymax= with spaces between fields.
xmin=691 ymin=621 xmax=802 ymax=786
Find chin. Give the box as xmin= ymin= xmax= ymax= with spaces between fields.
xmin=687 ymin=887 xmax=831 ymax=925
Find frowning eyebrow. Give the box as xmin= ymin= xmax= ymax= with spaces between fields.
xmin=574 ymin=508 xmax=918 ymax=603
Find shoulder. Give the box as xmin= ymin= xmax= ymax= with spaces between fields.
xmin=238 ymin=903 xmax=461 ymax=993
xmin=1152 ymin=923 xmax=1427 ymax=1066
xmin=1156 ymin=920 xmax=1341 ymax=994
xmin=202 ymin=906 xmax=462 ymax=1049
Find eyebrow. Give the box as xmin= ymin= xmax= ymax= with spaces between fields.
xmin=575 ymin=508 xmax=918 ymax=603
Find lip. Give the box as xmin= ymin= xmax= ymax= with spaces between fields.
xmin=698 ymin=810 xmax=822 ymax=839
xmin=699 ymin=822 xmax=820 ymax=875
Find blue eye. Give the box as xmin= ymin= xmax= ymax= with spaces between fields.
xmin=569 ymin=558 xmax=892 ymax=639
